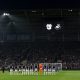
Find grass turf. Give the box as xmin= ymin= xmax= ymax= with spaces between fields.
xmin=0 ymin=71 xmax=80 ymax=80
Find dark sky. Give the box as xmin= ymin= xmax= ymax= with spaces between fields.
xmin=0 ymin=0 xmax=80 ymax=9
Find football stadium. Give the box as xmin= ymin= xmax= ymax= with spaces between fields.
xmin=0 ymin=9 xmax=80 ymax=80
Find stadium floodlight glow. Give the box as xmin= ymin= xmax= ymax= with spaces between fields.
xmin=55 ymin=24 xmax=61 ymax=30
xmin=3 ymin=13 xmax=10 ymax=16
xmin=68 ymin=9 xmax=73 ymax=12
xmin=46 ymin=24 xmax=52 ymax=30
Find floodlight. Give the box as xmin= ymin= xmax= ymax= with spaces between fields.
xmin=3 ymin=13 xmax=10 ymax=16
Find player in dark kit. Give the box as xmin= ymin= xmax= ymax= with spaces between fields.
xmin=2 ymin=66 xmax=5 ymax=73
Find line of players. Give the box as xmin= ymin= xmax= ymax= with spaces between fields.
xmin=9 ymin=65 xmax=56 ymax=75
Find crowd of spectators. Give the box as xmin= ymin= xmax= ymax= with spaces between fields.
xmin=0 ymin=42 xmax=58 ymax=69
xmin=0 ymin=42 xmax=80 ymax=70
xmin=61 ymin=54 xmax=80 ymax=70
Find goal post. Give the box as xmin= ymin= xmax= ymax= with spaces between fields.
xmin=41 ymin=63 xmax=62 ymax=72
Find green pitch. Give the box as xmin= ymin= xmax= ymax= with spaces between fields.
xmin=0 ymin=70 xmax=80 ymax=80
